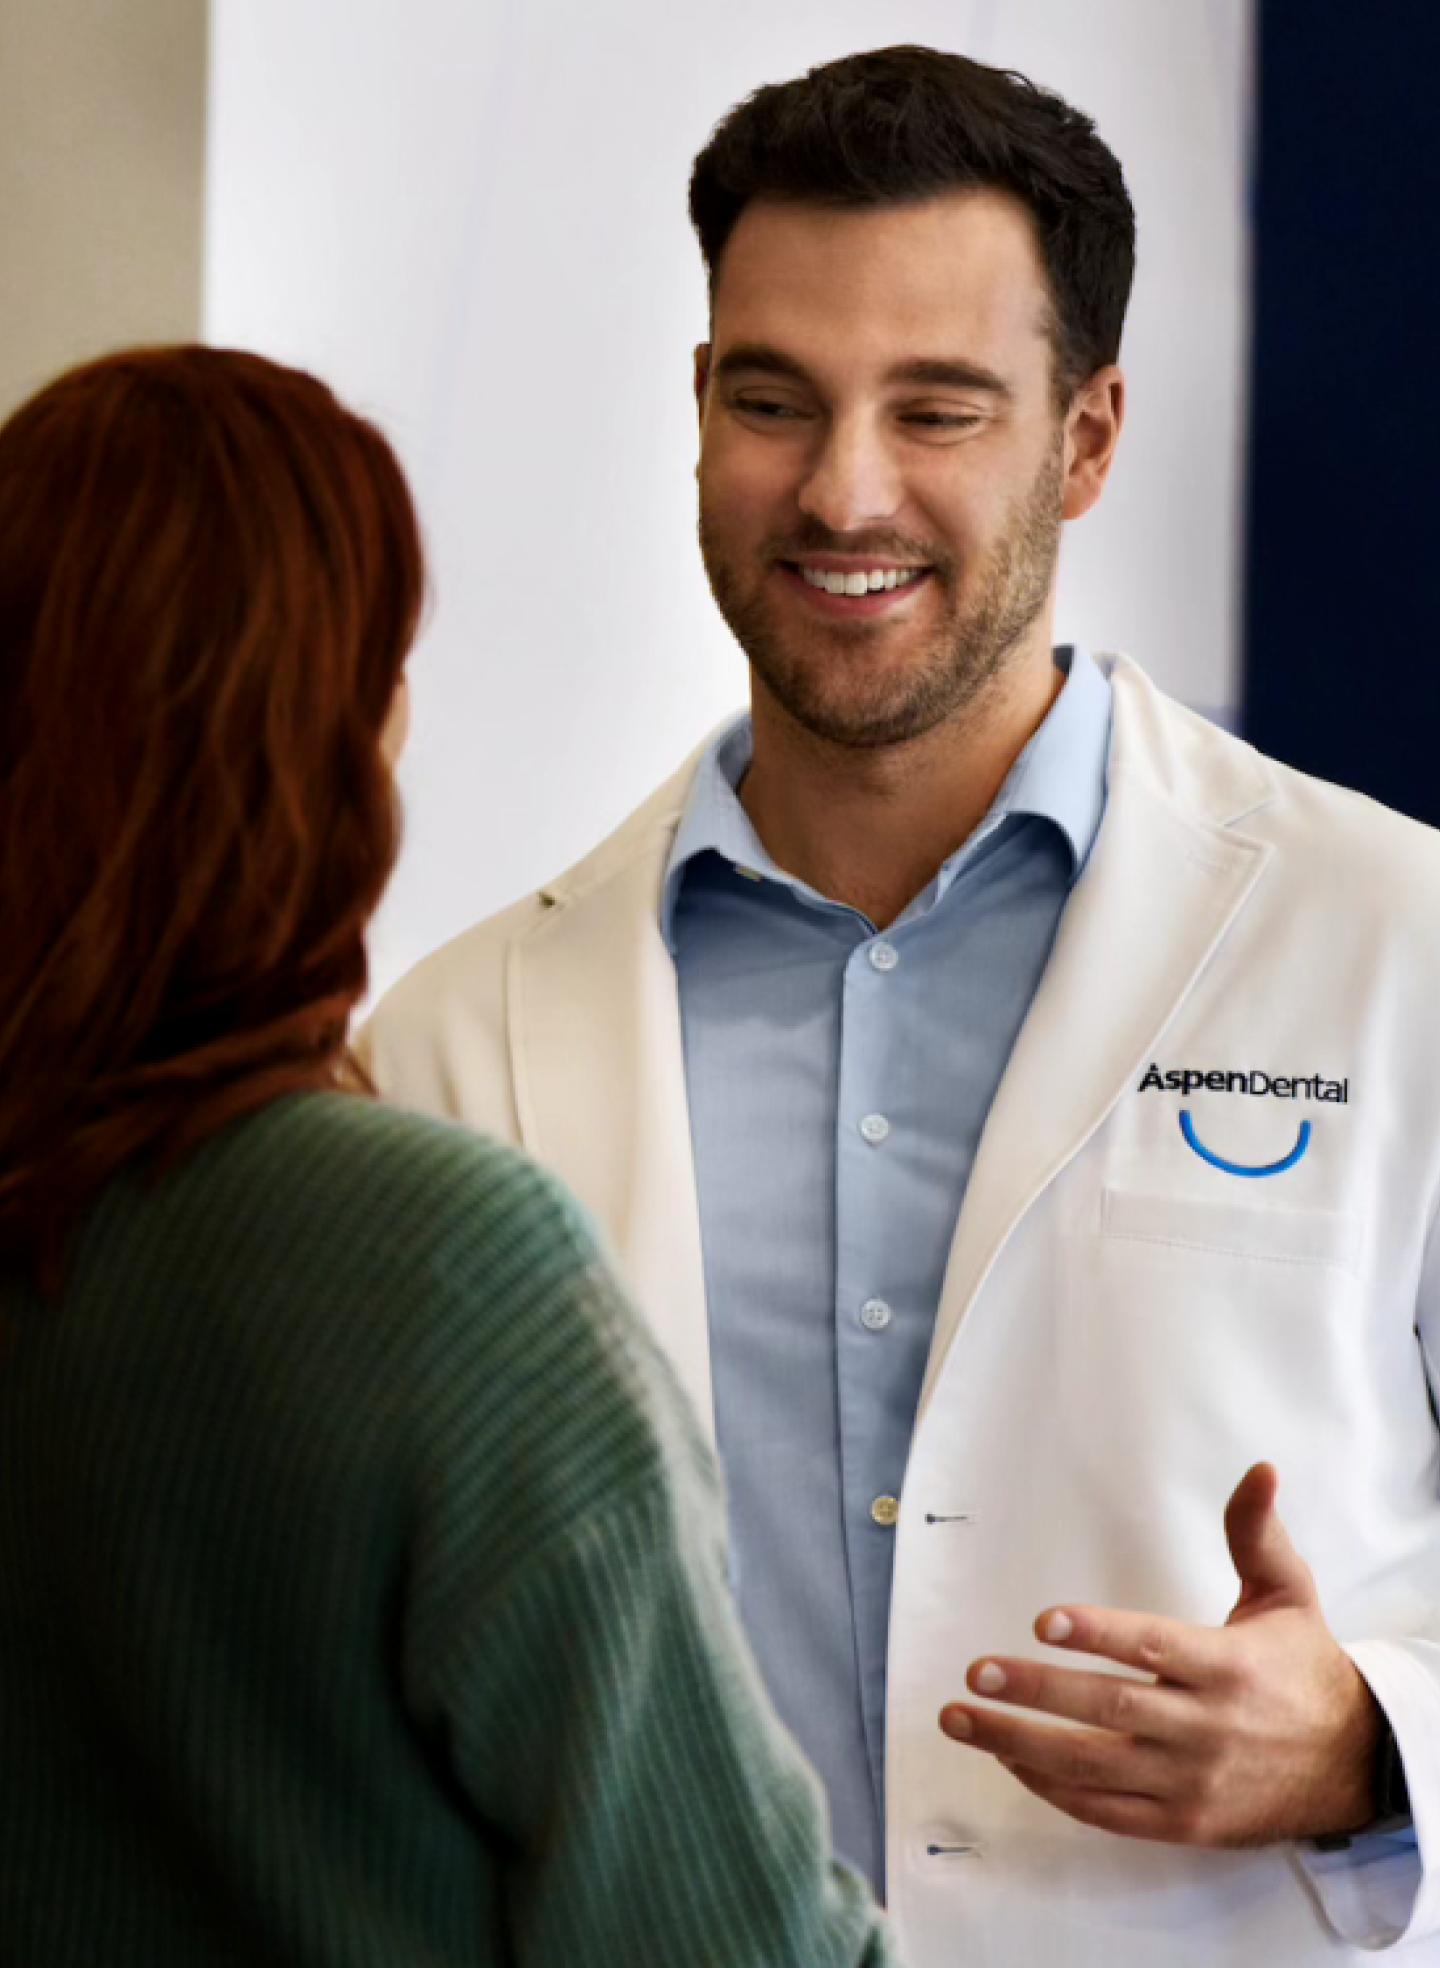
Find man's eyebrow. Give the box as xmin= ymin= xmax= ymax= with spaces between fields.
xmin=709 ymin=344 xmax=812 ymax=384
xmin=708 ymin=346 xmax=1014 ymax=399
xmin=887 ymin=358 xmax=1012 ymax=397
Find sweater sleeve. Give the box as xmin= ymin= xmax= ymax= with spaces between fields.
xmin=397 ymin=1164 xmax=897 ymax=1968
xmin=434 ymin=1472 xmax=896 ymax=1968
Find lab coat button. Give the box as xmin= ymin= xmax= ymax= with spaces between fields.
xmin=870 ymin=1494 xmax=900 ymax=1527
xmin=859 ymin=1113 xmax=891 ymax=1145
xmin=860 ymin=1297 xmax=893 ymax=1331
xmin=868 ymin=939 xmax=899 ymax=972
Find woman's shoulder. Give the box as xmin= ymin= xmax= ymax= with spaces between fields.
xmin=205 ymin=1091 xmax=602 ymax=1295
xmin=221 ymin=1095 xmax=700 ymax=1537
xmin=248 ymin=1089 xmax=568 ymax=1211
xmin=90 ymin=1092 xmax=606 ymax=1352
xmin=91 ymin=1091 xmax=661 ymax=1461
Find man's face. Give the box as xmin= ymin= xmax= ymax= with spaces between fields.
xmin=695 ymin=190 xmax=1099 ymax=749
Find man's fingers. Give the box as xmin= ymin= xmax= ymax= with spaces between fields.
xmin=939 ymin=1702 xmax=1169 ymax=1794
xmin=1223 ymin=1460 xmax=1315 ymax=1617
xmin=1026 ymin=1604 xmax=1230 ymax=1688
xmin=1000 ymin=1766 xmax=1176 ymax=1842
xmin=960 ymin=1655 xmax=1189 ymax=1737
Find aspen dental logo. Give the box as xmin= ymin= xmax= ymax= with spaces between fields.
xmin=1138 ymin=1062 xmax=1347 ymax=1177
xmin=1138 ymin=1064 xmax=1349 ymax=1104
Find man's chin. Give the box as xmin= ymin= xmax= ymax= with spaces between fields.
xmin=757 ymin=669 xmax=960 ymax=750
xmin=713 ymin=594 xmax=979 ymax=745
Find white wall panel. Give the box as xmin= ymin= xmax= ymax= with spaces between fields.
xmin=206 ymin=0 xmax=1252 ymax=995
xmin=0 ymin=0 xmax=207 ymax=421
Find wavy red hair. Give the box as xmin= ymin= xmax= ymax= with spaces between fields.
xmin=0 ymin=346 xmax=424 ymax=1289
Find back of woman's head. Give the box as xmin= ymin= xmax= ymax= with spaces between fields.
xmin=0 ymin=345 xmax=424 ymax=1288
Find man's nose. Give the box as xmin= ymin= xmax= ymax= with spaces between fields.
xmin=796 ymin=417 xmax=902 ymax=534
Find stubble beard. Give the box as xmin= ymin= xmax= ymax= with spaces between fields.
xmin=698 ymin=437 xmax=1066 ymax=751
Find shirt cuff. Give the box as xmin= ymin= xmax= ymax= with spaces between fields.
xmin=1295 ymin=1637 xmax=1440 ymax=1949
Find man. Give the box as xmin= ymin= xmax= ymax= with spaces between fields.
xmin=359 ymin=46 xmax=1440 ymax=1967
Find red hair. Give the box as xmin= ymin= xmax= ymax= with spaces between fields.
xmin=0 ymin=346 xmax=424 ymax=1288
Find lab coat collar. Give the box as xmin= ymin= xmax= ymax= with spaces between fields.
xmin=917 ymin=655 xmax=1278 ymax=1417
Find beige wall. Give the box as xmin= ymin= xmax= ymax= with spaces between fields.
xmin=0 ymin=0 xmax=207 ymax=420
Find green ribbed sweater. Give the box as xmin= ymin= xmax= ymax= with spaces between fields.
xmin=0 ymin=1093 xmax=895 ymax=1967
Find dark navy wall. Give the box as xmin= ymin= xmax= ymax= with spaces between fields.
xmin=1245 ymin=1 xmax=1440 ymax=823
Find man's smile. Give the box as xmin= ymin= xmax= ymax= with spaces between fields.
xmin=774 ymin=556 xmax=936 ymax=618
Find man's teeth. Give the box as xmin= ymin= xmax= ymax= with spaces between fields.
xmin=799 ymin=566 xmax=924 ymax=596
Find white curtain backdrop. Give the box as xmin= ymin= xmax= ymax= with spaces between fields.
xmin=205 ymin=0 xmax=1253 ymax=997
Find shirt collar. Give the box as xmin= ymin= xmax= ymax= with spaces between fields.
xmin=989 ymin=643 xmax=1111 ymax=870
xmin=661 ymin=645 xmax=1112 ymax=945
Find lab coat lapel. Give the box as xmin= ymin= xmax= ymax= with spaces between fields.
xmin=508 ymin=796 xmax=715 ymax=1438
xmin=917 ymin=661 xmax=1277 ymax=1418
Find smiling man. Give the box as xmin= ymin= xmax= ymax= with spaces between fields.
xmin=689 ymin=182 xmax=1116 ymax=931
xmin=360 ymin=46 xmax=1440 ymax=1968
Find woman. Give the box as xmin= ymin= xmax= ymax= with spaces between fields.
xmin=0 ymin=347 xmax=894 ymax=1967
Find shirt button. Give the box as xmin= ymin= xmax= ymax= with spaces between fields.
xmin=860 ymin=1298 xmax=893 ymax=1331
xmin=859 ymin=1113 xmax=891 ymax=1145
xmin=868 ymin=939 xmax=899 ymax=972
xmin=871 ymin=1494 xmax=901 ymax=1528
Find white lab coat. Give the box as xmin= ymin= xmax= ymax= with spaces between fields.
xmin=360 ymin=656 xmax=1440 ymax=1965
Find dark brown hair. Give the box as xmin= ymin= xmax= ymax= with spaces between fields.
xmin=0 ymin=345 xmax=424 ymax=1288
xmin=689 ymin=44 xmax=1136 ymax=395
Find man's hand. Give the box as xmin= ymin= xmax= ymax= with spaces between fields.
xmin=937 ymin=1463 xmax=1385 ymax=1846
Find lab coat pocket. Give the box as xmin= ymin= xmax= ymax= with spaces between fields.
xmin=1100 ymin=1186 xmax=1364 ymax=1275
xmin=1054 ymin=1182 xmax=1369 ymax=1535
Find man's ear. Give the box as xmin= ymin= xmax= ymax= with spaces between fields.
xmin=694 ymin=343 xmax=712 ymax=431
xmin=1062 ymin=364 xmax=1125 ymax=521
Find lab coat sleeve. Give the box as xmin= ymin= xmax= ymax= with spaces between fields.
xmin=1295 ymin=1190 xmax=1440 ymax=1950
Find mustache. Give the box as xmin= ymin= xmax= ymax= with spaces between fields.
xmin=763 ymin=525 xmax=954 ymax=573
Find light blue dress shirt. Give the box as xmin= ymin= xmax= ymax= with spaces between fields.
xmin=662 ymin=648 xmax=1113 ymax=1894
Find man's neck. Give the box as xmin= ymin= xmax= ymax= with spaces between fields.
xmin=738 ymin=650 xmax=1063 ymax=930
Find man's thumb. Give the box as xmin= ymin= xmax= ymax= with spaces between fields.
xmin=1224 ymin=1461 xmax=1314 ymax=1616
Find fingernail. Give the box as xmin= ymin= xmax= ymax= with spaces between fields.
xmin=940 ymin=1705 xmax=973 ymax=1739
xmin=1042 ymin=1611 xmax=1074 ymax=1644
xmin=975 ymin=1661 xmax=1007 ymax=1695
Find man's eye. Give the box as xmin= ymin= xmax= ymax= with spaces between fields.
xmin=903 ymin=410 xmax=983 ymax=430
xmin=735 ymin=397 xmax=808 ymax=421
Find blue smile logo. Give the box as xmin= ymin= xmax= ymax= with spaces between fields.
xmin=1180 ymin=1110 xmax=1312 ymax=1179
